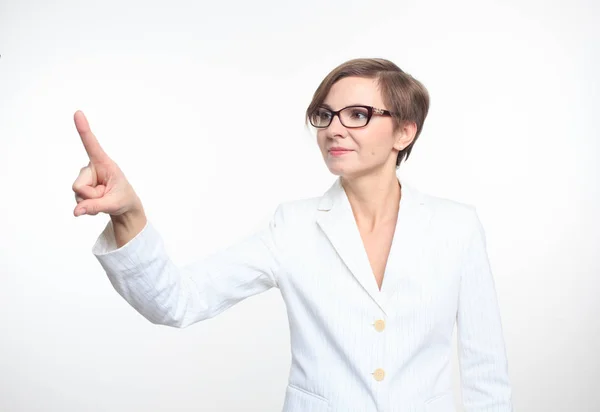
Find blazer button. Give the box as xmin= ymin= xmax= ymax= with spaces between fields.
xmin=372 ymin=368 xmax=385 ymax=381
xmin=373 ymin=319 xmax=386 ymax=332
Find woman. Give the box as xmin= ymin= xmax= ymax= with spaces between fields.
xmin=72 ymin=58 xmax=513 ymax=411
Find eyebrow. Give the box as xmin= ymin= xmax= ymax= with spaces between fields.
xmin=320 ymin=103 xmax=365 ymax=110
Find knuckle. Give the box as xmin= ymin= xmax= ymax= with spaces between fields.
xmin=72 ymin=181 xmax=86 ymax=193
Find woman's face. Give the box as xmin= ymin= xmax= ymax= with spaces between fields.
xmin=316 ymin=76 xmax=410 ymax=179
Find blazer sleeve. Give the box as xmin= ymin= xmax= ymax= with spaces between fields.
xmin=456 ymin=208 xmax=513 ymax=411
xmin=91 ymin=204 xmax=285 ymax=328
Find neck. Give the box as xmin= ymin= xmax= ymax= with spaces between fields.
xmin=341 ymin=171 xmax=401 ymax=232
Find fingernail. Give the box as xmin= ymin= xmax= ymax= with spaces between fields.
xmin=79 ymin=208 xmax=86 ymax=215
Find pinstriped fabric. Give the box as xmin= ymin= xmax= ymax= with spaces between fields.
xmin=92 ymin=176 xmax=513 ymax=412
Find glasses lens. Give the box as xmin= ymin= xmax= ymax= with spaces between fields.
xmin=340 ymin=107 xmax=369 ymax=127
xmin=310 ymin=108 xmax=332 ymax=127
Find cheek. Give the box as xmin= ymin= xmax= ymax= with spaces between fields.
xmin=316 ymin=133 xmax=326 ymax=149
xmin=355 ymin=135 xmax=386 ymax=157
xmin=361 ymin=130 xmax=395 ymax=157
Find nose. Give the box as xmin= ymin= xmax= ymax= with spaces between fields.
xmin=326 ymin=113 xmax=348 ymax=137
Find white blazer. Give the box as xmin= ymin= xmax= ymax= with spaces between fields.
xmin=92 ymin=176 xmax=513 ymax=412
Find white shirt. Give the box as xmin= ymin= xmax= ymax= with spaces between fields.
xmin=92 ymin=176 xmax=513 ymax=412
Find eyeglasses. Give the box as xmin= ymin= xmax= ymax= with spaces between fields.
xmin=309 ymin=105 xmax=396 ymax=128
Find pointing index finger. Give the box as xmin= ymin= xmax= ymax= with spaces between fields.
xmin=74 ymin=110 xmax=108 ymax=162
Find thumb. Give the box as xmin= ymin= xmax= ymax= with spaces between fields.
xmin=74 ymin=198 xmax=112 ymax=216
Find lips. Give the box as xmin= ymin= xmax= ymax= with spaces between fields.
xmin=328 ymin=148 xmax=352 ymax=157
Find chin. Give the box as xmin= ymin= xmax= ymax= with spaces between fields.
xmin=325 ymin=165 xmax=343 ymax=176
xmin=326 ymin=164 xmax=354 ymax=178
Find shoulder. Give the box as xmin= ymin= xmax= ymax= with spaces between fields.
xmin=272 ymin=196 xmax=321 ymax=226
xmin=411 ymin=184 xmax=481 ymax=240
xmin=419 ymin=188 xmax=476 ymax=219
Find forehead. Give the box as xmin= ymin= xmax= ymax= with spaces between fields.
xmin=322 ymin=76 xmax=383 ymax=109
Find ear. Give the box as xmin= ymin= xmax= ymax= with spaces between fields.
xmin=393 ymin=121 xmax=418 ymax=151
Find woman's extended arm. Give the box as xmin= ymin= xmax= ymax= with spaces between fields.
xmin=92 ymin=204 xmax=285 ymax=328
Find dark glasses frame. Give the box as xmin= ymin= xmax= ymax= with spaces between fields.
xmin=309 ymin=105 xmax=397 ymax=128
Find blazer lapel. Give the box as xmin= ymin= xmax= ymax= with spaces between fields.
xmin=315 ymin=176 xmax=423 ymax=314
xmin=377 ymin=180 xmax=426 ymax=310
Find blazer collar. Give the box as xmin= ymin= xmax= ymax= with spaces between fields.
xmin=315 ymin=175 xmax=424 ymax=314
xmin=317 ymin=175 xmax=419 ymax=212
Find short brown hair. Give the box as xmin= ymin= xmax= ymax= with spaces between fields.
xmin=305 ymin=58 xmax=430 ymax=168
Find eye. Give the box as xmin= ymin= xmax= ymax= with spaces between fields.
xmin=315 ymin=108 xmax=332 ymax=120
xmin=348 ymin=108 xmax=368 ymax=119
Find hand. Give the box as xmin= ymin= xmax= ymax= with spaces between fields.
xmin=72 ymin=110 xmax=143 ymax=217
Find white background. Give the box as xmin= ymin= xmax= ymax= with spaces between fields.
xmin=0 ymin=0 xmax=598 ymax=410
